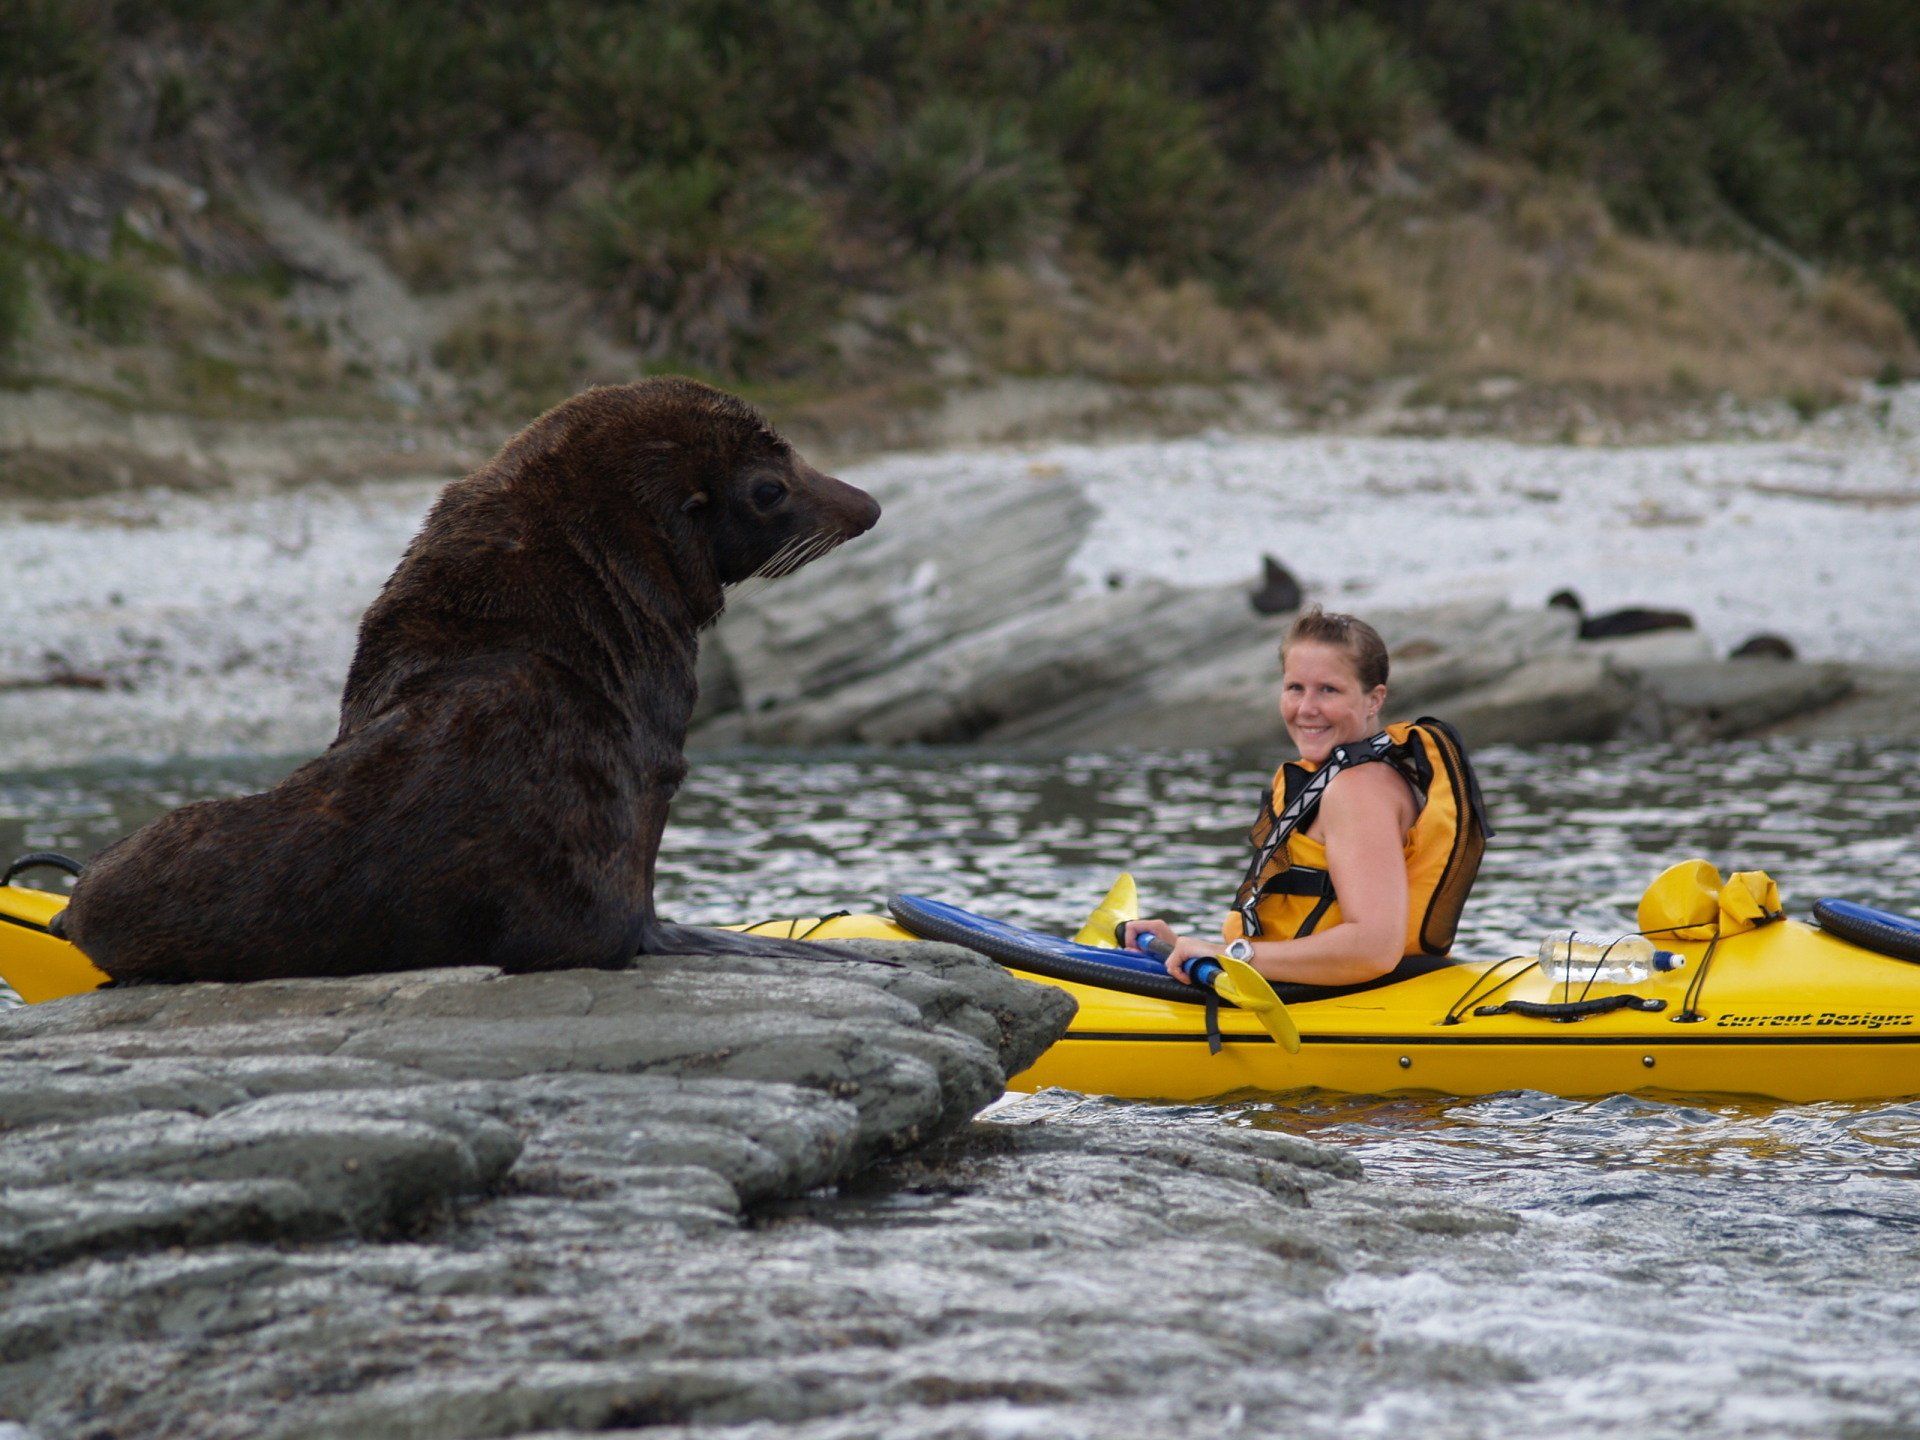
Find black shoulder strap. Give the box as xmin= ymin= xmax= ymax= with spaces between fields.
xmin=1233 ymin=730 xmax=1397 ymax=939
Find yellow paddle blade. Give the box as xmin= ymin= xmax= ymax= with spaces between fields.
xmin=1213 ymin=955 xmax=1303 ymax=1055
xmin=1071 ymin=872 xmax=1139 ymax=947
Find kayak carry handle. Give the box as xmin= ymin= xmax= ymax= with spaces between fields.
xmin=2 ymin=852 xmax=84 ymax=887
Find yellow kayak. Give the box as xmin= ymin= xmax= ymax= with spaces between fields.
xmin=729 ymin=891 xmax=1920 ymax=1104
xmin=7 ymin=868 xmax=1917 ymax=1103
xmin=0 ymin=881 xmax=105 ymax=1005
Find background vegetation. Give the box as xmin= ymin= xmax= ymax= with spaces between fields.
xmin=1 ymin=0 xmax=1915 ymax=411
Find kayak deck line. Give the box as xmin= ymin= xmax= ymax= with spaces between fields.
xmin=1061 ymin=1028 xmax=1920 ymax=1047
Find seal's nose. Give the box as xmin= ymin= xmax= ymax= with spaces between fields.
xmin=810 ymin=467 xmax=881 ymax=537
xmin=847 ymin=485 xmax=882 ymax=535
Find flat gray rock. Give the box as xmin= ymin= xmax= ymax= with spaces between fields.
xmin=0 ymin=943 xmax=1071 ymax=1281
xmin=1622 ymin=658 xmax=1855 ymax=740
xmin=1437 ymin=652 xmax=1640 ymax=746
xmin=0 ymin=1087 xmax=1517 ymax=1440
xmin=0 ymin=942 xmax=1538 ymax=1440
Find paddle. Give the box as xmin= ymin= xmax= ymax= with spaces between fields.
xmin=1130 ymin=931 xmax=1302 ymax=1054
xmin=1071 ymin=871 xmax=1139 ymax=946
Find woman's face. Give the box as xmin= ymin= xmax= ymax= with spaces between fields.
xmin=1280 ymin=640 xmax=1387 ymax=764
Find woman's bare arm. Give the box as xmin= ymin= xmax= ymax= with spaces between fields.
xmin=1231 ymin=765 xmax=1413 ymax=985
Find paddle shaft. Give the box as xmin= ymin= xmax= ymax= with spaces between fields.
xmin=1126 ymin=924 xmax=1303 ymax=1054
xmin=1129 ymin=930 xmax=1225 ymax=990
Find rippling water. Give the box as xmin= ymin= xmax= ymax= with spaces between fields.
xmin=6 ymin=740 xmax=1918 ymax=1435
xmin=12 ymin=739 xmax=1919 ymax=939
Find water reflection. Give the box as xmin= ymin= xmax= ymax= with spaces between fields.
xmin=6 ymin=739 xmax=1919 ymax=946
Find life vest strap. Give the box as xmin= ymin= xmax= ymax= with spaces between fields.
xmin=1256 ymin=868 xmax=1334 ymax=898
xmin=1233 ymin=729 xmax=1399 ymax=938
xmin=1255 ymin=865 xmax=1337 ymax=938
xmin=1231 ymin=719 xmax=1493 ymax=952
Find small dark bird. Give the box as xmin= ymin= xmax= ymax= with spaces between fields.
xmin=1730 ymin=633 xmax=1797 ymax=661
xmin=1250 ymin=554 xmax=1304 ymax=616
xmin=1549 ymin=589 xmax=1695 ymax=640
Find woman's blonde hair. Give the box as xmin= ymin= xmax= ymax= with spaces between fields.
xmin=1281 ymin=606 xmax=1389 ymax=690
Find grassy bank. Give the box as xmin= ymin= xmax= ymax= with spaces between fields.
xmin=1 ymin=0 xmax=1915 ymax=432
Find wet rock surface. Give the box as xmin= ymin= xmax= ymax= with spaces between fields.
xmin=0 ymin=945 xmax=1536 ymax=1439
xmin=0 ymin=942 xmax=1082 ymax=1433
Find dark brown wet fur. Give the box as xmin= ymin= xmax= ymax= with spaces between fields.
xmin=59 ymin=379 xmax=881 ymax=983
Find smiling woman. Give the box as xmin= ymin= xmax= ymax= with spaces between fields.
xmin=1125 ymin=606 xmax=1489 ymax=989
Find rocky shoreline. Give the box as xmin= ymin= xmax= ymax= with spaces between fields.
xmin=2 ymin=413 xmax=1917 ymax=768
xmin=690 ymin=453 xmax=1894 ymax=749
xmin=0 ymin=944 xmax=1526 ymax=1439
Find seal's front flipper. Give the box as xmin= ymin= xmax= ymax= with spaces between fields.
xmin=637 ymin=919 xmax=899 ymax=968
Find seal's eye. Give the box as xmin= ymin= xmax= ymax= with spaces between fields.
xmin=750 ymin=478 xmax=788 ymax=511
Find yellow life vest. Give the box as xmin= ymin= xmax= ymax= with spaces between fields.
xmin=1225 ymin=717 xmax=1490 ymax=958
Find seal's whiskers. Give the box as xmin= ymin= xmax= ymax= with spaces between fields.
xmin=764 ymin=529 xmax=840 ymax=579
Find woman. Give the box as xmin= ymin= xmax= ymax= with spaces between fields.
xmin=1125 ymin=607 xmax=1487 ymax=989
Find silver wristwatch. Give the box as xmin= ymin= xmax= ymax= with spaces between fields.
xmin=1223 ymin=938 xmax=1254 ymax=962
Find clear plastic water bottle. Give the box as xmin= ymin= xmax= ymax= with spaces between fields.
xmin=1537 ymin=930 xmax=1684 ymax=985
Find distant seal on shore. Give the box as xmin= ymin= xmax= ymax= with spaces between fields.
xmin=1730 ymin=633 xmax=1797 ymax=661
xmin=1548 ymin=589 xmax=1694 ymax=640
xmin=57 ymin=379 xmax=881 ymax=982
xmin=1249 ymin=554 xmax=1304 ymax=616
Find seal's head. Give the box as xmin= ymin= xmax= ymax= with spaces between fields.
xmin=507 ymin=378 xmax=879 ymax=608
xmin=671 ymin=390 xmax=881 ymax=590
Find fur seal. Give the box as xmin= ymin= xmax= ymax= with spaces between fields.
xmin=1548 ymin=589 xmax=1694 ymax=640
xmin=1730 ymin=633 xmax=1796 ymax=661
xmin=1249 ymin=554 xmax=1304 ymax=616
xmin=58 ymin=378 xmax=881 ymax=982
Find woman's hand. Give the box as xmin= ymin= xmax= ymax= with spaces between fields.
xmin=1122 ymin=920 xmax=1220 ymax=985
xmin=1121 ymin=918 xmax=1175 ymax=954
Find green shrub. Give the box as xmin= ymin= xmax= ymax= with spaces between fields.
xmin=662 ymin=0 xmax=887 ymax=154
xmin=263 ymin=0 xmax=494 ymax=204
xmin=0 ymin=240 xmax=32 ymax=359
xmin=578 ymin=162 xmax=748 ymax=282
xmin=857 ymin=97 xmax=1064 ymax=260
xmin=547 ymin=9 xmax=742 ymax=171
xmin=1703 ymin=94 xmax=1858 ymax=251
xmin=1878 ymin=262 xmax=1920 ymax=335
xmin=1034 ymin=59 xmax=1231 ymax=273
xmin=574 ymin=161 xmax=826 ymax=373
xmin=1408 ymin=0 xmax=1717 ymax=230
xmin=543 ymin=0 xmax=892 ymax=173
xmin=433 ymin=304 xmax=579 ymax=412
xmin=0 ymin=0 xmax=109 ymax=159
xmin=49 ymin=254 xmax=152 ymax=343
xmin=1260 ymin=13 xmax=1429 ymax=160
xmin=153 ymin=63 xmax=214 ymax=144
xmin=1480 ymin=3 xmax=1672 ymax=173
